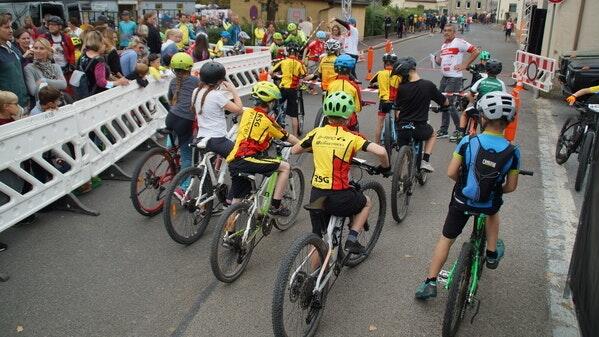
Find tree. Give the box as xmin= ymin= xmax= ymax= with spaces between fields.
xmin=266 ymin=0 xmax=278 ymax=23
xmin=382 ymin=0 xmax=392 ymax=6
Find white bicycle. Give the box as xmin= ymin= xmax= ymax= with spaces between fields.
xmin=163 ymin=123 xmax=238 ymax=245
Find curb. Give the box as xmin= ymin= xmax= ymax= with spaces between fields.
xmin=361 ymin=33 xmax=430 ymax=52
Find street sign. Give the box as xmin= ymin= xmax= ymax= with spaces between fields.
xmin=250 ymin=5 xmax=258 ymax=20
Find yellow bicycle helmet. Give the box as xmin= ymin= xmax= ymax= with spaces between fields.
xmin=252 ymin=81 xmax=281 ymax=103
xmin=287 ymin=23 xmax=297 ymax=32
xmin=170 ymin=52 xmax=194 ymax=71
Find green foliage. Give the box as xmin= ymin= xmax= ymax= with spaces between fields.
xmin=207 ymin=26 xmax=221 ymax=44
xmin=364 ymin=4 xmax=425 ymax=37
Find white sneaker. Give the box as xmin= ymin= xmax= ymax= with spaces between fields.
xmin=420 ymin=160 xmax=434 ymax=172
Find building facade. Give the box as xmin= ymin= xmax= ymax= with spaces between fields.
xmin=391 ymin=0 xmax=450 ymax=12
xmin=447 ymin=0 xmax=494 ymax=15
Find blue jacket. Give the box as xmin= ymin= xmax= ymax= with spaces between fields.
xmin=119 ymin=49 xmax=138 ymax=77
xmin=0 ymin=42 xmax=29 ymax=107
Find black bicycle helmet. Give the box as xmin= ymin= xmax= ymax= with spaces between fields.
xmin=199 ymin=61 xmax=226 ymax=85
xmin=485 ymin=59 xmax=503 ymax=76
xmin=392 ymin=56 xmax=417 ymax=78
xmin=286 ymin=42 xmax=301 ymax=55
xmin=382 ymin=53 xmax=398 ymax=64
xmin=47 ymin=16 xmax=63 ymax=26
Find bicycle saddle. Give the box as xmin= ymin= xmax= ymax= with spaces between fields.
xmin=303 ymin=196 xmax=327 ymax=211
xmin=190 ymin=137 xmax=210 ymax=149
xmin=156 ymin=128 xmax=175 ymax=136
xmin=235 ymin=172 xmax=256 ymax=181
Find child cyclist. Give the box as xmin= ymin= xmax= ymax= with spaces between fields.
xmin=450 ymin=59 xmax=507 ymax=142
xmin=304 ymin=39 xmax=340 ymax=95
xmin=165 ymin=52 xmax=200 ymax=172
xmin=226 ymin=81 xmax=300 ymax=216
xmin=415 ymin=92 xmax=521 ymax=300
xmin=369 ymin=53 xmax=400 ymax=145
xmin=469 ymin=50 xmax=491 ymax=85
xmin=270 ymin=42 xmax=307 ymax=136
xmin=328 ymin=54 xmax=363 ymax=131
xmin=292 ymin=91 xmax=391 ymax=254
xmin=210 ymin=31 xmax=230 ymax=58
xmin=269 ymin=32 xmax=286 ymax=62
xmin=566 ymin=84 xmax=599 ymax=105
xmin=304 ymin=30 xmax=327 ymax=95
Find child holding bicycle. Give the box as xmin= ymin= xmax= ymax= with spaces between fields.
xmin=415 ymin=92 xmax=521 ymax=300
xmin=291 ymin=91 xmax=390 ymax=254
xmin=451 ymin=59 xmax=507 ymax=142
xmin=270 ymin=43 xmax=307 ymax=136
xmin=304 ymin=39 xmax=340 ymax=94
xmin=226 ymin=81 xmax=300 ymax=216
xmin=566 ymin=85 xmax=599 ymax=105
xmin=327 ymin=54 xmax=362 ymax=131
xmin=368 ymin=53 xmax=400 ymax=145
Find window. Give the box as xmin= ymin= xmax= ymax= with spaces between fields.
xmin=456 ymin=1 xmax=461 ymax=8
xmin=466 ymin=1 xmax=471 ymax=9
xmin=477 ymin=1 xmax=482 ymax=9
xmin=509 ymin=3 xmax=517 ymax=12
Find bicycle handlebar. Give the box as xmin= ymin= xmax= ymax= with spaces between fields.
xmin=272 ymin=139 xmax=293 ymax=148
xmin=519 ymin=170 xmax=534 ymax=176
xmin=351 ymin=157 xmax=382 ymax=175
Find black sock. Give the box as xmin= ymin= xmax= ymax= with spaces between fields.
xmin=272 ymin=199 xmax=281 ymax=208
xmin=423 ymin=153 xmax=431 ymax=162
xmin=486 ymin=249 xmax=498 ymax=259
xmin=425 ymin=277 xmax=437 ymax=284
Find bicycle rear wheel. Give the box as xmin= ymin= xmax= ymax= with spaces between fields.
xmin=383 ymin=115 xmax=394 ymax=161
xmin=391 ymin=146 xmax=412 ymax=223
xmin=555 ymin=117 xmax=581 ymax=165
xmin=272 ymin=233 xmax=329 ymax=337
xmin=275 ymin=168 xmax=305 ymax=231
xmin=575 ymin=130 xmax=594 ymax=192
xmin=442 ymin=242 xmax=473 ymax=337
xmin=344 ymin=181 xmax=386 ymax=267
xmin=298 ymin=91 xmax=305 ymax=135
xmin=210 ymin=202 xmax=256 ymax=283
xmin=130 ymin=147 xmax=177 ymax=217
xmin=163 ymin=167 xmax=213 ymax=244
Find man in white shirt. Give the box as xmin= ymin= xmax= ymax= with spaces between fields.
xmin=333 ymin=17 xmax=359 ymax=79
xmin=299 ymin=17 xmax=313 ymax=37
xmin=434 ymin=24 xmax=479 ymax=138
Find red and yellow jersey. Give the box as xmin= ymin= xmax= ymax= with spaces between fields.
xmin=327 ymin=76 xmax=362 ymax=113
xmin=300 ymin=125 xmax=369 ymax=190
xmin=319 ymin=54 xmax=337 ymax=91
xmin=226 ymin=107 xmax=288 ymax=162
xmin=389 ymin=74 xmax=401 ymax=101
xmin=371 ymin=68 xmax=401 ymax=101
xmin=271 ymin=56 xmax=306 ymax=89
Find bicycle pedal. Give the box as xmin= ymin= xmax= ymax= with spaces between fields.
xmin=437 ymin=269 xmax=449 ymax=286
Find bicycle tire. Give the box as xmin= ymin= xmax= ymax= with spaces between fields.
xmin=391 ymin=146 xmax=412 ymax=223
xmin=272 ymin=232 xmax=329 ymax=337
xmin=344 ymin=181 xmax=386 ymax=267
xmin=383 ymin=115 xmax=394 ymax=161
xmin=274 ymin=168 xmax=305 ymax=231
xmin=130 ymin=147 xmax=177 ymax=217
xmin=298 ymin=91 xmax=305 ymax=135
xmin=442 ymin=242 xmax=473 ymax=337
xmin=575 ymin=130 xmax=594 ymax=192
xmin=163 ymin=167 xmax=213 ymax=244
xmin=555 ymin=117 xmax=579 ymax=165
xmin=210 ymin=202 xmax=256 ymax=283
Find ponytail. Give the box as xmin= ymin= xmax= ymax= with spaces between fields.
xmin=170 ymin=69 xmax=190 ymax=106
xmin=190 ymin=82 xmax=217 ymax=115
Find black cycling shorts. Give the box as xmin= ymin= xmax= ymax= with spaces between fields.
xmin=228 ymin=157 xmax=281 ymax=199
xmin=206 ymin=137 xmax=234 ymax=158
xmin=396 ymin=122 xmax=434 ymax=148
xmin=280 ymin=88 xmax=299 ymax=118
xmin=442 ymin=197 xmax=500 ymax=239
xmin=308 ymin=187 xmax=367 ymax=237
xmin=378 ymin=101 xmax=394 ymax=116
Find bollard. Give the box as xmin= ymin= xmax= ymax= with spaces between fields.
xmin=385 ymin=39 xmax=393 ymax=53
xmin=366 ymin=47 xmax=374 ymax=80
xmin=505 ymin=79 xmax=524 ymax=142
xmin=259 ymin=69 xmax=268 ymax=81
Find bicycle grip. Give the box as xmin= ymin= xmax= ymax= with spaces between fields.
xmin=519 ymin=170 xmax=534 ymax=176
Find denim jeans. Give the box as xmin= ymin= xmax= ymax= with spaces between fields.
xmin=438 ymin=76 xmax=463 ymax=133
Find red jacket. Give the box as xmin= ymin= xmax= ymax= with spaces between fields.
xmin=42 ymin=32 xmax=76 ymax=66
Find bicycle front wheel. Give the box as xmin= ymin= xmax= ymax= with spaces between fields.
xmin=383 ymin=115 xmax=394 ymax=161
xmin=275 ymin=168 xmax=305 ymax=231
xmin=391 ymin=146 xmax=412 ymax=223
xmin=130 ymin=147 xmax=177 ymax=217
xmin=575 ymin=130 xmax=594 ymax=192
xmin=272 ymin=232 xmax=329 ymax=337
xmin=345 ymin=181 xmax=386 ymax=267
xmin=210 ymin=202 xmax=256 ymax=283
xmin=555 ymin=117 xmax=580 ymax=165
xmin=298 ymin=92 xmax=305 ymax=135
xmin=163 ymin=167 xmax=214 ymax=244
xmin=442 ymin=242 xmax=473 ymax=337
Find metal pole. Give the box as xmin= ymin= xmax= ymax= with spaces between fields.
xmin=545 ymin=3 xmax=556 ymax=57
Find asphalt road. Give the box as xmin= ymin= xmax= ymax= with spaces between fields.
xmin=0 ymin=25 xmax=578 ymax=337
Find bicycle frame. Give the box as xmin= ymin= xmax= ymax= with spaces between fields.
xmin=381 ymin=109 xmax=398 ymax=145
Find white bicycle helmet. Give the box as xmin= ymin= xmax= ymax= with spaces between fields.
xmin=325 ymin=39 xmax=341 ymax=53
xmin=238 ymin=31 xmax=250 ymax=40
xmin=477 ymin=92 xmax=516 ymax=122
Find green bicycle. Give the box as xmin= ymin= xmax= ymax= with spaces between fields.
xmin=210 ymin=140 xmax=305 ymax=283
xmin=438 ymin=170 xmax=532 ymax=337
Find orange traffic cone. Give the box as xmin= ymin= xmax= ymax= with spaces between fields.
xmin=385 ymin=39 xmax=393 ymax=53
xmin=259 ymin=69 xmax=268 ymax=81
xmin=366 ymin=47 xmax=374 ymax=80
xmin=505 ymin=80 xmax=524 ymax=142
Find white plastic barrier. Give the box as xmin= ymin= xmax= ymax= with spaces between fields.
xmin=0 ymin=51 xmax=272 ymax=231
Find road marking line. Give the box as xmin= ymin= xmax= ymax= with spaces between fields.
xmin=535 ymin=98 xmax=580 ymax=337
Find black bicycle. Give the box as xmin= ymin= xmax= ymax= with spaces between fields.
xmin=391 ymin=122 xmax=429 ymax=223
xmin=555 ymin=101 xmax=599 ymax=191
xmin=272 ymin=75 xmax=306 ymax=136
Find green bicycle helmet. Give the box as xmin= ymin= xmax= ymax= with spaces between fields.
xmin=479 ymin=50 xmax=491 ymax=61
xmin=273 ymin=32 xmax=283 ymax=40
xmin=170 ymin=52 xmax=194 ymax=71
xmin=252 ymin=81 xmax=282 ymax=103
xmin=322 ymin=91 xmax=355 ymax=119
xmin=287 ymin=23 xmax=297 ymax=32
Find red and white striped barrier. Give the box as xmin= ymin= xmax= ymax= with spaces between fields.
xmin=512 ymin=50 xmax=557 ymax=92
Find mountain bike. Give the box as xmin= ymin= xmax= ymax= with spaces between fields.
xmin=162 ymin=124 xmax=238 ymax=245
xmin=130 ymin=128 xmax=180 ymax=217
xmin=391 ymin=122 xmax=429 ymax=223
xmin=555 ymin=101 xmax=599 ymax=191
xmin=272 ymin=75 xmax=306 ymax=136
xmin=313 ymin=100 xmax=377 ymax=129
xmin=210 ymin=140 xmax=305 ymax=283
xmin=271 ymin=158 xmax=386 ymax=337
xmin=381 ymin=106 xmax=398 ymax=161
xmin=438 ymin=170 xmax=533 ymax=337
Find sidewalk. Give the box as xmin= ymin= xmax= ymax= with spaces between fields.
xmin=360 ymin=32 xmax=430 ymax=51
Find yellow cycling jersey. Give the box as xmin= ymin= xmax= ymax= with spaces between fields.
xmin=300 ymin=125 xmax=369 ymax=190
xmin=272 ymin=56 xmax=306 ymax=89
xmin=210 ymin=40 xmax=225 ymax=58
xmin=370 ymin=68 xmax=401 ymax=101
xmin=327 ymin=78 xmax=362 ymax=112
xmin=319 ymin=54 xmax=337 ymax=91
xmin=590 ymin=85 xmax=599 ymax=93
xmin=226 ymin=107 xmax=288 ymax=162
